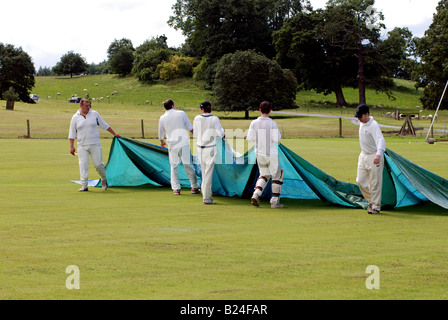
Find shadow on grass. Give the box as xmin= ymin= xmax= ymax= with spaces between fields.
xmin=387 ymin=202 xmax=448 ymax=217
xmin=225 ymin=197 xmax=448 ymax=217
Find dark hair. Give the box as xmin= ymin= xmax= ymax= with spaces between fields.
xmin=163 ymin=99 xmax=174 ymax=110
xmin=260 ymin=101 xmax=272 ymax=114
xmin=200 ymin=101 xmax=212 ymax=113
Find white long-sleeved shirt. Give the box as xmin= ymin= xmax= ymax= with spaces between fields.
xmin=68 ymin=109 xmax=110 ymax=146
xmin=246 ymin=116 xmax=281 ymax=157
xmin=158 ymin=109 xmax=193 ymax=148
xmin=359 ymin=117 xmax=386 ymax=156
xmin=193 ymin=114 xmax=225 ymax=147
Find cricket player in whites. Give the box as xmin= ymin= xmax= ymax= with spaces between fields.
xmin=69 ymin=98 xmax=120 ymax=191
xmin=355 ymin=104 xmax=386 ymax=214
xmin=158 ymin=99 xmax=200 ymax=195
xmin=193 ymin=101 xmax=225 ymax=205
xmin=247 ymin=101 xmax=284 ymax=209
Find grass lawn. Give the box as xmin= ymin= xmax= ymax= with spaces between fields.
xmin=1 ymin=99 xmax=446 ymax=140
xmin=2 ymin=75 xmax=447 ymax=140
xmin=1 ymin=138 xmax=447 ymax=300
xmin=1 ymin=75 xmax=448 ymax=300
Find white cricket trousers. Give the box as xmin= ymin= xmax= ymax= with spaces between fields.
xmin=78 ymin=144 xmax=107 ymax=187
xmin=197 ymin=146 xmax=217 ymax=203
xmin=356 ymin=152 xmax=384 ymax=211
xmin=253 ymin=155 xmax=283 ymax=205
xmin=168 ymin=145 xmax=199 ymax=191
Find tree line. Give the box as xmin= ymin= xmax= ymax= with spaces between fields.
xmin=2 ymin=0 xmax=448 ymax=111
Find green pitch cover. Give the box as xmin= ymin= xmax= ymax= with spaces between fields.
xmin=80 ymin=137 xmax=447 ymax=210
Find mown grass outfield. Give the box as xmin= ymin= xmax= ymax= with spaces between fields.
xmin=1 ymin=76 xmax=448 ymax=300
xmin=1 ymin=138 xmax=448 ymax=300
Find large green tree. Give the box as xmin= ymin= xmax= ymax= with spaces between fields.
xmin=321 ymin=0 xmax=388 ymax=105
xmin=213 ymin=50 xmax=298 ymax=119
xmin=413 ymin=0 xmax=448 ymax=110
xmin=274 ymin=9 xmax=356 ymax=106
xmin=168 ymin=0 xmax=308 ymax=85
xmin=378 ymin=27 xmax=415 ymax=80
xmin=0 ymin=43 xmax=35 ymax=103
xmin=107 ymin=38 xmax=135 ymax=77
xmin=53 ymin=51 xmax=88 ymax=78
xmin=275 ymin=0 xmax=405 ymax=106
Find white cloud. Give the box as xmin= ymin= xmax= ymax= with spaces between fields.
xmin=0 ymin=0 xmax=185 ymax=69
xmin=375 ymin=0 xmax=438 ymax=35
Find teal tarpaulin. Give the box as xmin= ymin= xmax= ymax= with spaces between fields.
xmin=79 ymin=137 xmax=448 ymax=210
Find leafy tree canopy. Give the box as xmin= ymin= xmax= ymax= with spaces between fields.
xmin=378 ymin=27 xmax=415 ymax=80
xmin=274 ymin=0 xmax=410 ymax=106
xmin=273 ymin=8 xmax=357 ymax=105
xmin=213 ymin=50 xmax=298 ymax=118
xmin=107 ymin=38 xmax=135 ymax=58
xmin=0 ymin=43 xmax=36 ymax=103
xmin=132 ymin=35 xmax=177 ymax=82
xmin=107 ymin=38 xmax=135 ymax=77
xmin=321 ymin=0 xmax=388 ymax=105
xmin=168 ymin=0 xmax=308 ymax=61
xmin=53 ymin=51 xmax=89 ymax=78
xmin=135 ymin=35 xmax=169 ymax=55
xmin=88 ymin=60 xmax=110 ymax=75
xmin=36 ymin=66 xmax=54 ymax=76
xmin=413 ymin=0 xmax=448 ymax=110
xmin=133 ymin=48 xmax=174 ymax=82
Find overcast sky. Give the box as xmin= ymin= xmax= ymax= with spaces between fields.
xmin=0 ymin=0 xmax=441 ymax=70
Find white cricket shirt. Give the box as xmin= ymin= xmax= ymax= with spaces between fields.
xmin=193 ymin=114 xmax=225 ymax=147
xmin=359 ymin=116 xmax=386 ymax=156
xmin=158 ymin=109 xmax=193 ymax=148
xmin=68 ymin=109 xmax=110 ymax=146
xmin=246 ymin=117 xmax=281 ymax=157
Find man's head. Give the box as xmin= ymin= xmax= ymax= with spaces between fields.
xmin=354 ymin=104 xmax=370 ymax=122
xmin=200 ymin=101 xmax=212 ymax=113
xmin=79 ymin=98 xmax=91 ymax=112
xmin=80 ymin=98 xmax=90 ymax=107
xmin=163 ymin=99 xmax=175 ymax=110
xmin=260 ymin=101 xmax=272 ymax=115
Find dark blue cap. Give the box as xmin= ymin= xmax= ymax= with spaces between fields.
xmin=354 ymin=104 xmax=369 ymax=118
xmin=200 ymin=101 xmax=211 ymax=109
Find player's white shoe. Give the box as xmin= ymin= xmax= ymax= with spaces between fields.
xmin=271 ymin=202 xmax=284 ymax=209
xmin=251 ymin=194 xmax=260 ymax=207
